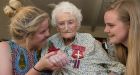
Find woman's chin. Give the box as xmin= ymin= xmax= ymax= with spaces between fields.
xmin=109 ymin=40 xmax=120 ymax=44
xmin=62 ymin=36 xmax=73 ymax=39
xmin=61 ymin=33 xmax=75 ymax=39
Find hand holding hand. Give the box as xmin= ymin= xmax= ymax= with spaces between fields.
xmin=49 ymin=50 xmax=69 ymax=68
xmin=36 ymin=50 xmax=69 ymax=71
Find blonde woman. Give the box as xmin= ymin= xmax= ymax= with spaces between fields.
xmin=104 ymin=0 xmax=140 ymax=75
xmin=0 ymin=0 xmax=68 ymax=75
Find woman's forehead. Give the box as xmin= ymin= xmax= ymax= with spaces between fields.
xmin=56 ymin=12 xmax=76 ymax=21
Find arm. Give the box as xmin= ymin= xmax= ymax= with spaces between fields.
xmin=0 ymin=42 xmax=12 ymax=75
xmin=26 ymin=52 xmax=56 ymax=75
xmin=26 ymin=51 xmax=69 ymax=75
xmin=0 ymin=42 xmax=68 ymax=75
xmin=93 ymin=40 xmax=125 ymax=74
xmin=78 ymin=39 xmax=112 ymax=74
xmin=89 ymin=40 xmax=111 ymax=62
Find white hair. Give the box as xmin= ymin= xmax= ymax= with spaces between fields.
xmin=51 ymin=1 xmax=83 ymax=27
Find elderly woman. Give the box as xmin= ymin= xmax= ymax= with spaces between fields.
xmin=42 ymin=1 xmax=125 ymax=75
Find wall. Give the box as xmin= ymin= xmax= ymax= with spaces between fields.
xmin=50 ymin=25 xmax=107 ymax=38
xmin=0 ymin=0 xmax=107 ymax=40
xmin=0 ymin=0 xmax=10 ymax=39
xmin=0 ymin=0 xmax=33 ymax=40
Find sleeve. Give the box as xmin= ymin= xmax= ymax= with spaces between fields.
xmin=92 ymin=40 xmax=111 ymax=61
xmin=92 ymin=40 xmax=126 ymax=75
xmin=82 ymin=39 xmax=125 ymax=75
xmin=83 ymin=39 xmax=111 ymax=64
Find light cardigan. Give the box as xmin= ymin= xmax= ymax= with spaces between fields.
xmin=42 ymin=33 xmax=125 ymax=75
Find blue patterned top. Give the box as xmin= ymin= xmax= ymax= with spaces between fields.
xmin=8 ymin=41 xmax=52 ymax=75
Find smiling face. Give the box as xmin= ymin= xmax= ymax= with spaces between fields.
xmin=56 ymin=12 xmax=78 ymax=39
xmin=31 ymin=18 xmax=50 ymax=48
xmin=104 ymin=10 xmax=129 ymax=44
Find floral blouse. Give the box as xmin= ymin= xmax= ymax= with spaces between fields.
xmin=42 ymin=33 xmax=125 ymax=75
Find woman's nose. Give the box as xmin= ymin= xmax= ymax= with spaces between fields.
xmin=64 ymin=23 xmax=68 ymax=31
xmin=104 ymin=26 xmax=109 ymax=33
xmin=45 ymin=30 xmax=50 ymax=37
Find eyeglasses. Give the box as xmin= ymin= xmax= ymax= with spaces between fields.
xmin=57 ymin=20 xmax=76 ymax=29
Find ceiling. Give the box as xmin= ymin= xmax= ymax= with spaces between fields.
xmin=29 ymin=0 xmax=115 ymax=27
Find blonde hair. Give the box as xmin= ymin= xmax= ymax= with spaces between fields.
xmin=106 ymin=0 xmax=140 ymax=75
xmin=3 ymin=0 xmax=49 ymax=40
xmin=51 ymin=1 xmax=82 ymax=28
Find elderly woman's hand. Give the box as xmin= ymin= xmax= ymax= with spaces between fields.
xmin=43 ymin=50 xmax=69 ymax=70
xmin=48 ymin=50 xmax=69 ymax=69
xmin=34 ymin=50 xmax=69 ymax=71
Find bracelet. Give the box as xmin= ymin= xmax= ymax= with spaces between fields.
xmin=33 ymin=66 xmax=42 ymax=72
xmin=33 ymin=66 xmax=53 ymax=73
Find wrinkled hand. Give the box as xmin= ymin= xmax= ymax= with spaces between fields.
xmin=48 ymin=50 xmax=69 ymax=70
xmin=39 ymin=50 xmax=69 ymax=70
xmin=37 ymin=51 xmax=56 ymax=70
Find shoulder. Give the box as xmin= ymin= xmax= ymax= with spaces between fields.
xmin=94 ymin=39 xmax=102 ymax=45
xmin=0 ymin=41 xmax=12 ymax=74
xmin=0 ymin=41 xmax=10 ymax=50
xmin=77 ymin=33 xmax=95 ymax=41
xmin=0 ymin=41 xmax=11 ymax=59
xmin=79 ymin=33 xmax=102 ymax=43
xmin=48 ymin=33 xmax=59 ymax=41
xmin=0 ymin=41 xmax=13 ymax=50
xmin=78 ymin=33 xmax=92 ymax=37
xmin=45 ymin=33 xmax=60 ymax=47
